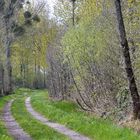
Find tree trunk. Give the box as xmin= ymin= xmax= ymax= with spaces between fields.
xmin=37 ymin=65 xmax=41 ymax=88
xmin=72 ymin=0 xmax=75 ymax=26
xmin=0 ymin=62 xmax=4 ymax=96
xmin=43 ymin=69 xmax=46 ymax=88
xmin=3 ymin=16 xmax=13 ymax=95
xmin=23 ymin=64 xmax=26 ymax=87
xmin=4 ymin=36 xmax=12 ymax=95
xmin=114 ymin=0 xmax=140 ymax=119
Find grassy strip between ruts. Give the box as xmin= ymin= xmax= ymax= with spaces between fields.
xmin=11 ymin=94 xmax=69 ymax=140
xmin=31 ymin=90 xmax=140 ymax=140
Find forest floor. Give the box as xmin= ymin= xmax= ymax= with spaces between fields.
xmin=0 ymin=89 xmax=140 ymax=140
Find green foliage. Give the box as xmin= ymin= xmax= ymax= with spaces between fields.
xmin=11 ymin=16 xmax=57 ymax=88
xmin=24 ymin=11 xmax=32 ymax=19
xmin=24 ymin=19 xmax=32 ymax=26
xmin=13 ymin=26 xmax=25 ymax=36
xmin=32 ymin=15 xmax=40 ymax=22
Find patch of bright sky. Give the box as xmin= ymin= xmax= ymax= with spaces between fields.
xmin=47 ymin=0 xmax=56 ymax=11
xmin=33 ymin=0 xmax=56 ymax=18
xmin=47 ymin=0 xmax=56 ymax=17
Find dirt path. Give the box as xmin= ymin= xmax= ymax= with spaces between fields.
xmin=2 ymin=100 xmax=32 ymax=140
xmin=25 ymin=97 xmax=90 ymax=140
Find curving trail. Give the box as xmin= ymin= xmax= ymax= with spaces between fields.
xmin=25 ymin=97 xmax=90 ymax=140
xmin=2 ymin=100 xmax=32 ymax=140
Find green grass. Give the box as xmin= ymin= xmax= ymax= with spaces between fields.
xmin=31 ymin=90 xmax=140 ymax=140
xmin=11 ymin=94 xmax=69 ymax=140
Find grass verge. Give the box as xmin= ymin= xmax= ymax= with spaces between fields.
xmin=31 ymin=90 xmax=140 ymax=140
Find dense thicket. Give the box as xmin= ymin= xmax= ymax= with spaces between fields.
xmin=46 ymin=0 xmax=140 ymax=120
